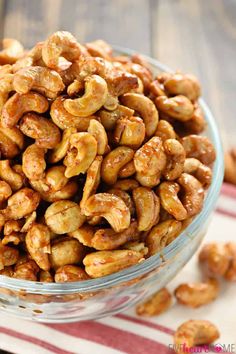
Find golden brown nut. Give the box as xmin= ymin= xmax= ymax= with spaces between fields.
xmin=155 ymin=95 xmax=194 ymax=122
xmin=163 ymin=139 xmax=186 ymax=180
xmin=0 ymin=160 xmax=24 ymax=191
xmin=87 ymin=119 xmax=108 ymax=155
xmin=0 ymin=181 xmax=12 ymax=205
xmin=83 ymin=250 xmax=143 ymax=278
xmin=148 ymin=79 xmax=166 ymax=97
xmin=49 ymin=237 xmax=85 ymax=269
xmin=0 ymin=73 xmax=13 ymax=111
xmin=163 ymin=73 xmax=201 ymax=102
xmin=112 ymin=179 xmax=139 ymax=191
xmin=154 ymin=120 xmax=176 ymax=141
xmin=0 ymin=243 xmax=19 ymax=270
xmin=45 ymin=166 xmax=69 ymax=191
xmin=30 ymin=179 xmax=78 ymax=202
xmin=0 ymin=125 xmax=24 ymax=159
xmin=224 ymin=242 xmax=236 ymax=281
xmin=107 ymin=188 xmax=135 ymax=215
xmin=48 ymin=127 xmax=77 ymax=163
xmin=136 ymin=288 xmax=172 ymax=316
xmin=178 ymin=173 xmax=204 ymax=217
xmin=127 ymin=62 xmax=152 ymax=90
xmin=174 ymin=320 xmax=220 ymax=354
xmin=68 ymin=225 xmax=94 ymax=247
xmin=85 ymin=39 xmax=112 ymax=60
xmin=0 ymin=38 xmax=24 ymax=65
xmin=123 ymin=241 xmax=148 ymax=257
xmin=182 ymin=135 xmax=216 ymax=165
xmin=98 ymin=104 xmax=134 ymax=131
xmin=114 ymin=116 xmax=145 ymax=149
xmin=183 ymin=105 xmax=206 ymax=134
xmin=199 ymin=243 xmax=230 ymax=276
xmin=184 ymin=158 xmax=212 ymax=188
xmin=22 ymin=144 xmax=46 ymax=181
xmin=13 ymin=259 xmax=39 ymax=281
xmin=39 ymin=270 xmax=53 ymax=283
xmin=45 ymin=200 xmax=86 ymax=234
xmin=55 ymin=265 xmax=90 ymax=282
xmin=118 ymin=160 xmax=136 ymax=178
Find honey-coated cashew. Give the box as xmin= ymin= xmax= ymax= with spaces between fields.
xmin=55 ymin=265 xmax=90 ymax=282
xmin=48 ymin=127 xmax=77 ymax=163
xmin=0 ymin=125 xmax=24 ymax=158
xmin=163 ymin=139 xmax=186 ymax=180
xmin=154 ymin=120 xmax=176 ymax=141
xmin=158 ymin=182 xmax=188 ymax=220
xmin=98 ymin=104 xmax=134 ymax=131
xmin=0 ymin=161 xmax=24 ymax=192
xmin=88 ymin=119 xmax=108 ymax=155
xmin=114 ymin=116 xmax=145 ymax=149
xmin=182 ymin=135 xmax=216 ymax=165
xmin=136 ymin=288 xmax=172 ymax=316
xmin=0 ymin=73 xmax=13 ymax=111
xmin=0 ymin=38 xmax=24 ymax=65
xmin=107 ymin=188 xmax=135 ymax=216
xmin=22 ymin=144 xmax=46 ymax=181
xmin=68 ymin=225 xmax=95 ymax=247
xmin=199 ymin=242 xmax=230 ymax=276
xmin=184 ymin=158 xmax=212 ymax=188
xmin=82 ymin=193 xmax=130 ymax=232
xmin=0 ymin=243 xmax=19 ymax=270
xmin=163 ymin=73 xmax=201 ymax=102
xmin=155 ymin=95 xmax=194 ymax=121
xmin=118 ymin=160 xmax=136 ymax=178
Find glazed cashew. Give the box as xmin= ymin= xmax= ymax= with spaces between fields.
xmin=13 ymin=259 xmax=39 ymax=281
xmin=123 ymin=241 xmax=148 ymax=257
xmin=82 ymin=193 xmax=130 ymax=232
xmin=174 ymin=320 xmax=220 ymax=354
xmin=0 ymin=64 xmax=13 ymax=76
xmin=1 ymin=92 xmax=49 ymax=128
xmin=174 ymin=279 xmax=219 ymax=308
xmin=68 ymin=225 xmax=95 ymax=247
xmin=184 ymin=158 xmax=212 ymax=188
xmin=55 ymin=265 xmax=90 ymax=283
xmin=30 ymin=179 xmax=78 ymax=203
xmin=178 ymin=173 xmax=204 ymax=217
xmin=127 ymin=62 xmax=153 ymax=89
xmin=114 ymin=116 xmax=145 ymax=149
xmin=155 ymin=95 xmax=194 ymax=121
xmin=112 ymin=178 xmax=139 ymax=191
xmin=0 ymin=73 xmax=13 ymax=110
xmin=154 ymin=120 xmax=176 ymax=141
xmin=118 ymin=160 xmax=136 ymax=178
xmin=0 ymin=160 xmax=24 ymax=191
xmin=39 ymin=270 xmax=53 ymax=283
xmin=64 ymin=132 xmax=97 ymax=178
xmin=101 ymin=146 xmax=134 ymax=185
xmin=20 ymin=113 xmax=61 ymax=149
xmin=0 ymin=38 xmax=24 ymax=65
xmin=224 ymin=242 xmax=236 ymax=281
xmin=98 ymin=104 xmax=134 ymax=131
xmin=182 ymin=135 xmax=216 ymax=165
xmin=42 ymin=31 xmax=81 ymax=69
xmin=133 ymin=187 xmax=160 ymax=231
xmin=163 ymin=73 xmax=201 ymax=102
xmin=26 ymin=224 xmax=51 ymax=271
xmin=22 ymin=144 xmax=46 ymax=181
xmin=0 ymin=243 xmax=19 ymax=270
xmin=88 ymin=119 xmax=108 ymax=155
xmin=120 ymin=93 xmax=159 ymax=136
xmin=50 ymin=96 xmax=95 ymax=130
xmin=136 ymin=172 xmax=161 ymax=188
xmin=183 ymin=105 xmax=206 ymax=134
xmin=83 ymin=250 xmax=143 ymax=278
xmin=108 ymin=188 xmax=135 ymax=216
xmin=67 ymin=79 xmax=84 ymax=96
xmin=45 ymin=166 xmax=69 ymax=191
xmin=80 ymin=156 xmax=103 ymax=210
xmin=1 ymin=188 xmax=40 ymax=220
xmin=146 ymin=219 xmax=182 ymax=256
xmin=48 ymin=127 xmax=77 ymax=163
xmin=45 ymin=200 xmax=86 ymax=234
xmin=21 ymin=211 xmax=37 ymax=233
xmin=0 ymin=181 xmax=12 ymax=205
xmin=158 ymin=182 xmax=188 ymax=220
xmin=148 ymin=79 xmax=166 ymax=97
xmin=199 ymin=243 xmax=230 ymax=276
xmin=85 ymin=39 xmax=112 ymax=60
xmin=0 ymin=125 xmax=24 ymax=159
xmin=91 ymin=221 xmax=139 ymax=250
xmin=64 ymin=75 xmax=108 ymax=117
xmin=12 ymin=41 xmax=44 ymax=72
xmin=13 ymin=66 xmax=65 ymax=99
xmin=136 ymin=288 xmax=172 ymax=316
xmin=163 ymin=139 xmax=186 ymax=180
xmin=49 ymin=237 xmax=85 ymax=269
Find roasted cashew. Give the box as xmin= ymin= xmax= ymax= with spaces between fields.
xmin=12 ymin=41 xmax=44 ymax=72
xmin=13 ymin=66 xmax=65 ymax=99
xmin=136 ymin=172 xmax=161 ymax=188
xmin=13 ymin=258 xmax=39 ymax=281
xmin=224 ymin=242 xmax=236 ymax=281
xmin=45 ymin=166 xmax=69 ymax=191
xmin=20 ymin=113 xmax=61 ymax=149
xmin=182 ymin=135 xmax=216 ymax=165
xmin=155 ymin=120 xmax=176 ymax=141
xmin=0 ymin=73 xmax=13 ymax=111
xmin=67 ymin=79 xmax=84 ymax=96
xmin=68 ymin=224 xmax=95 ymax=247
xmin=121 ymin=93 xmax=159 ymax=136
xmin=136 ymin=288 xmax=172 ymax=316
xmin=0 ymin=181 xmax=12 ymax=205
xmin=163 ymin=73 xmax=201 ymax=102
xmin=0 ymin=125 xmax=24 ymax=159
xmin=98 ymin=104 xmax=134 ymax=131
xmin=80 ymin=156 xmax=103 ymax=210
xmin=88 ymin=119 xmax=108 ymax=155
xmin=85 ymin=39 xmax=112 ymax=60
xmin=39 ymin=270 xmax=53 ymax=283
xmin=184 ymin=158 xmax=212 ymax=188
xmin=178 ymin=173 xmax=204 ymax=217
xmin=174 ymin=320 xmax=220 ymax=354
xmin=158 ymin=182 xmax=188 ymax=220
xmin=64 ymin=75 xmax=108 ymax=117
xmin=82 ymin=193 xmax=130 ymax=232
xmin=26 ymin=224 xmax=51 ymax=271
xmin=146 ymin=219 xmax=182 ymax=256
xmin=0 ymin=38 xmax=24 ymax=65
xmin=22 ymin=144 xmax=46 ymax=181
xmin=1 ymin=92 xmax=49 ymax=127
xmin=30 ymin=179 xmax=78 ymax=202
xmin=48 ymin=127 xmax=77 ymax=163
xmin=0 ymin=243 xmax=19 ymax=270
xmin=163 ymin=139 xmax=186 ymax=180
xmin=127 ymin=62 xmax=153 ymax=90
xmin=42 ymin=31 xmax=81 ymax=69
xmin=199 ymin=243 xmax=230 ymax=276
xmin=155 ymin=95 xmax=194 ymax=121
xmin=108 ymin=188 xmax=135 ymax=215
xmin=114 ymin=116 xmax=145 ymax=149
xmin=55 ymin=265 xmax=89 ymax=283
xmin=123 ymin=241 xmax=148 ymax=257
xmin=21 ymin=211 xmax=37 ymax=233
xmin=183 ymin=105 xmax=206 ymax=134
xmin=148 ymin=79 xmax=166 ymax=97
xmin=83 ymin=250 xmax=143 ymax=278
xmin=50 ymin=96 xmax=95 ymax=130
xmin=64 ymin=132 xmax=97 ymax=178
xmin=174 ymin=278 xmax=219 ymax=308
xmin=118 ymin=160 xmax=136 ymax=178
xmin=112 ymin=178 xmax=139 ymax=191
xmin=133 ymin=187 xmax=160 ymax=231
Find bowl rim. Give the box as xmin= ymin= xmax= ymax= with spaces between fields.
xmin=0 ymin=46 xmax=224 ymax=294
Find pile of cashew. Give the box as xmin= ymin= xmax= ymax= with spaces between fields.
xmin=0 ymin=31 xmax=216 ymax=282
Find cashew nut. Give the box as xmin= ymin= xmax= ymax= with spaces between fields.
xmin=0 ymin=243 xmax=19 ymax=270
xmin=178 ymin=173 xmax=204 ymax=217
xmin=0 ymin=73 xmax=13 ymax=111
xmin=108 ymin=188 xmax=135 ymax=216
xmin=158 ymin=182 xmax=188 ymax=220
xmin=22 ymin=144 xmax=46 ymax=181
xmin=154 ymin=120 xmax=176 ymax=141
xmin=118 ymin=160 xmax=136 ymax=178
xmin=13 ymin=258 xmax=39 ymax=281
xmin=30 ymin=179 xmax=78 ymax=202
xmin=0 ymin=160 xmax=24 ymax=191
xmin=182 ymin=134 xmax=216 ymax=165
xmin=184 ymin=158 xmax=212 ymax=188
xmin=163 ymin=73 xmax=201 ymax=102
xmin=39 ymin=270 xmax=53 ymax=283
xmin=163 ymin=139 xmax=186 ymax=180
xmin=85 ymin=39 xmax=112 ymax=60
xmin=0 ymin=38 xmax=24 ymax=65
xmin=112 ymin=178 xmax=139 ymax=191
xmin=98 ymin=104 xmax=134 ymax=131
xmin=55 ymin=265 xmax=89 ymax=282
xmin=0 ymin=125 xmax=24 ymax=159
xmin=48 ymin=127 xmax=77 ymax=163
xmin=49 ymin=237 xmax=85 ymax=269
xmin=155 ymin=95 xmax=194 ymax=121
xmin=136 ymin=288 xmax=172 ymax=316
xmin=88 ymin=119 xmax=108 ymax=155
xmin=199 ymin=242 xmax=230 ymax=276
xmin=183 ymin=105 xmax=206 ymax=134
xmin=68 ymin=224 xmax=95 ymax=247
xmin=114 ymin=116 xmax=145 ymax=149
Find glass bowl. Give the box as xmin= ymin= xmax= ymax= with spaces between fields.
xmin=0 ymin=48 xmax=224 ymax=323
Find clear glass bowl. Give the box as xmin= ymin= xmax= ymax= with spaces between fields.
xmin=0 ymin=48 xmax=224 ymax=323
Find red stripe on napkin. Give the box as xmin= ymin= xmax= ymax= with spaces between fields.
xmin=221 ymin=183 xmax=236 ymax=199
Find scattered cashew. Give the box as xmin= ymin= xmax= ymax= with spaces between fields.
xmin=68 ymin=225 xmax=95 ymax=247
xmin=85 ymin=39 xmax=112 ymax=60
xmin=0 ymin=160 xmax=24 ymax=191
xmin=0 ymin=243 xmax=19 ymax=270
xmin=107 ymin=188 xmax=135 ymax=215
xmin=118 ymin=160 xmax=136 ymax=178
xmin=112 ymin=178 xmax=139 ymax=191
xmin=155 ymin=120 xmax=176 ymax=141
xmin=163 ymin=73 xmax=201 ymax=102
xmin=136 ymin=288 xmax=172 ymax=316
xmin=48 ymin=127 xmax=77 ymax=163
xmin=98 ymin=104 xmax=134 ymax=131
xmin=0 ymin=125 xmax=24 ymax=158
xmin=13 ymin=259 xmax=39 ymax=281
xmin=183 ymin=105 xmax=206 ymax=134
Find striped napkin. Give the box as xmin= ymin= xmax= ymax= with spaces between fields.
xmin=0 ymin=183 xmax=235 ymax=354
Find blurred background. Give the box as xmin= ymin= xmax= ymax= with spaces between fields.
xmin=0 ymin=0 xmax=235 ymax=148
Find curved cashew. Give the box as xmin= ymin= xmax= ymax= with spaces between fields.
xmin=120 ymin=93 xmax=159 ymax=136
xmin=108 ymin=188 xmax=135 ymax=215
xmin=13 ymin=258 xmax=39 ymax=281
xmin=42 ymin=31 xmax=81 ymax=69
xmin=183 ymin=105 xmax=206 ymax=134
xmin=163 ymin=139 xmax=186 ymax=180
xmin=114 ymin=116 xmax=145 ymax=149
xmin=20 ymin=113 xmax=61 ymax=149
xmin=67 ymin=79 xmax=84 ymax=96
xmin=0 ymin=38 xmax=24 ymax=65
xmin=136 ymin=288 xmax=172 ymax=316
xmin=80 ymin=156 xmax=102 ymax=210
xmin=64 ymin=75 xmax=108 ymax=117
xmin=49 ymin=237 xmax=85 ymax=269
xmin=174 ymin=278 xmax=219 ymax=308
xmin=118 ymin=160 xmax=136 ymax=178
xmin=127 ymin=62 xmax=152 ymax=89
xmin=163 ymin=73 xmax=201 ymax=102
xmin=123 ymin=241 xmax=148 ymax=257
xmin=48 ymin=127 xmax=77 ymax=163
xmin=88 ymin=119 xmax=108 ymax=155
xmin=98 ymin=104 xmax=134 ymax=131
xmin=13 ymin=66 xmax=65 ymax=99
xmin=64 ymin=132 xmax=97 ymax=178
xmin=68 ymin=225 xmax=95 ymax=247
xmin=39 ymin=270 xmax=53 ymax=283
xmin=184 ymin=158 xmax=212 ymax=188
xmin=85 ymin=39 xmax=112 ymax=60
xmin=12 ymin=41 xmax=44 ymax=73
xmin=0 ymin=73 xmax=13 ymax=110
xmin=174 ymin=320 xmax=219 ymax=354
xmin=30 ymin=179 xmax=78 ymax=202
xmin=146 ymin=219 xmax=182 ymax=256
xmin=199 ymin=243 xmax=230 ymax=276
xmin=0 ymin=125 xmax=24 ymax=158
xmin=83 ymin=193 xmax=130 ymax=232
xmin=178 ymin=173 xmax=204 ymax=217
xmin=158 ymin=181 xmax=188 ymax=220
xmin=136 ymin=172 xmax=161 ymax=188
xmin=149 ymin=79 xmax=166 ymax=97
xmin=26 ymin=224 xmax=51 ymax=271
xmin=155 ymin=120 xmax=176 ymax=141
xmin=101 ymin=146 xmax=134 ymax=185
xmin=133 ymin=187 xmax=160 ymax=231
xmin=45 ymin=166 xmax=69 ymax=191
xmin=21 ymin=211 xmax=37 ymax=233
xmin=0 ymin=243 xmax=19 ymax=270
xmin=55 ymin=265 xmax=89 ymax=283
xmin=0 ymin=181 xmax=12 ymax=205
xmin=50 ymin=96 xmax=95 ymax=130
xmin=0 ymin=64 xmax=13 ymax=76
xmin=1 ymin=92 xmax=49 ymax=127
xmin=112 ymin=178 xmax=139 ymax=191
xmin=22 ymin=144 xmax=46 ymax=181
xmin=182 ymin=135 xmax=216 ymax=165
xmin=155 ymin=95 xmax=194 ymax=121
xmin=83 ymin=250 xmax=143 ymax=278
